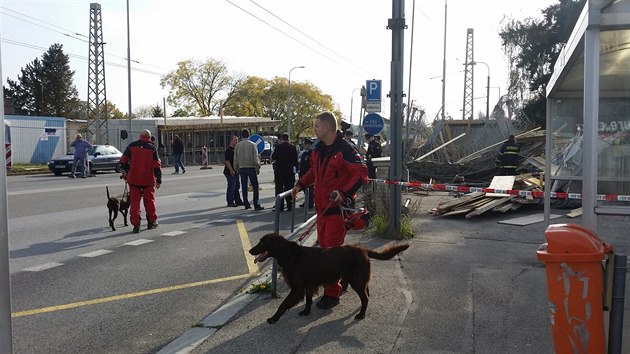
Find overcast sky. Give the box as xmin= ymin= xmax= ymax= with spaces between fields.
xmin=1 ymin=0 xmax=558 ymax=125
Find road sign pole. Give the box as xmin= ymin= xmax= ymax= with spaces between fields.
xmin=388 ymin=0 xmax=405 ymax=234
xmin=0 ymin=43 xmax=13 ymax=354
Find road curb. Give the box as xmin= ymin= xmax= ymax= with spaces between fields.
xmin=156 ymin=273 xmax=271 ymax=354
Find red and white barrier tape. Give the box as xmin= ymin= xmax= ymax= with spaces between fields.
xmin=368 ymin=178 xmax=630 ymax=202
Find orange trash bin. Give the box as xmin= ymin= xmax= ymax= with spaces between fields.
xmin=537 ymin=223 xmax=607 ymax=354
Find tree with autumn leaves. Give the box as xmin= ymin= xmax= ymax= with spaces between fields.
xmin=161 ymin=59 xmax=342 ymax=141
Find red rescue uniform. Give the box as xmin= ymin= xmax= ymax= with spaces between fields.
xmin=296 ymin=132 xmax=368 ymax=297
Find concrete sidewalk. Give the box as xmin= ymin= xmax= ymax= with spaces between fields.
xmin=160 ymin=192 xmax=630 ymax=354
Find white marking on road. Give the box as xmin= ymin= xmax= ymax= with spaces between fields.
xmin=78 ymin=249 xmax=113 ymax=258
xmin=22 ymin=262 xmax=64 ymax=272
xmin=161 ymin=230 xmax=186 ymax=237
xmin=123 ymin=239 xmax=154 ymax=246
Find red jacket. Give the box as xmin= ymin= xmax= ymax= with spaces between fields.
xmin=120 ymin=136 xmax=162 ymax=187
xmin=297 ymin=132 xmax=368 ymax=215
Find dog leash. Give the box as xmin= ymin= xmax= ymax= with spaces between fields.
xmin=295 ymin=192 xmax=349 ymax=244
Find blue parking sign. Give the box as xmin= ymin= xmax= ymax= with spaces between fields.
xmin=366 ymin=80 xmax=381 ymax=102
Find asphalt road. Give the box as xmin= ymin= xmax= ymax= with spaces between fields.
xmin=6 ymin=164 xmax=297 ymax=353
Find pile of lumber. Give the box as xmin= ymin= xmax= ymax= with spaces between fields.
xmin=431 ymin=175 xmax=544 ymax=219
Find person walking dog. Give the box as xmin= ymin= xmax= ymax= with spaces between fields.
xmin=291 ymin=111 xmax=368 ymax=309
xmin=120 ymin=130 xmax=162 ymax=233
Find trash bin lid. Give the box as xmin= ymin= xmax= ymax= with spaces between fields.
xmin=538 ymin=223 xmax=605 ymax=262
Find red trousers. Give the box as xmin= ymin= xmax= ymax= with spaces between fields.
xmin=316 ymin=212 xmax=347 ymax=298
xmin=129 ymin=184 xmax=157 ymax=227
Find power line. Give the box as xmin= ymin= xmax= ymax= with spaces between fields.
xmin=1 ymin=6 xmax=171 ymax=73
xmin=1 ymin=6 xmax=88 ymax=39
xmin=247 ymin=0 xmax=371 ymax=76
xmin=0 ymin=11 xmax=89 ymax=43
xmin=225 ymin=0 xmax=367 ymax=79
xmin=1 ymin=38 xmax=165 ymax=77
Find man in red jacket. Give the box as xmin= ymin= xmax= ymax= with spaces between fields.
xmin=119 ymin=129 xmax=162 ymax=233
xmin=291 ymin=111 xmax=368 ymax=309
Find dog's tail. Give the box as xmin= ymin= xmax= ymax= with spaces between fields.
xmin=367 ymin=243 xmax=409 ymax=260
xmin=106 ymin=186 xmax=111 ymax=200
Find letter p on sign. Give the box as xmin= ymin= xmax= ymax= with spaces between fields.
xmin=366 ymin=80 xmax=381 ymax=102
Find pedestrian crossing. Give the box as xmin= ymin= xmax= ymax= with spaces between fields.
xmin=21 ymin=230 xmax=187 ymax=272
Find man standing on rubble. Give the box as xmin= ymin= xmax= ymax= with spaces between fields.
xmin=496 ymin=135 xmax=520 ymax=175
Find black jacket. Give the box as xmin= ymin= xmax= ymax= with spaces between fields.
xmin=497 ymin=141 xmax=520 ymax=168
xmin=271 ymin=142 xmax=298 ymax=174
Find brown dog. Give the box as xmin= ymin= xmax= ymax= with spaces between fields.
xmin=107 ymin=185 xmax=130 ymax=231
xmin=249 ymin=233 xmax=409 ymax=324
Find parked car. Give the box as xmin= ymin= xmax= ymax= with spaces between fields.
xmin=260 ymin=142 xmax=272 ymax=164
xmin=47 ymin=144 xmax=123 ymax=176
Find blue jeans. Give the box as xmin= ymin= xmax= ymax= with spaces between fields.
xmin=239 ymin=168 xmax=260 ymax=207
xmin=173 ymin=153 xmax=185 ymax=173
xmin=224 ymin=173 xmax=242 ymax=205
xmin=71 ymin=156 xmax=86 ymax=177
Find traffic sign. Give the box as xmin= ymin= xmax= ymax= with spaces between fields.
xmin=362 ymin=113 xmax=384 ymax=135
xmin=249 ymin=134 xmax=265 ymax=154
xmin=365 ymin=80 xmax=381 ymax=102
xmin=365 ymin=101 xmax=381 ymax=113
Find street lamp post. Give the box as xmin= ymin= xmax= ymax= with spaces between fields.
xmin=350 ymin=87 xmax=361 ymax=125
xmin=287 ymin=66 xmax=305 ymax=140
xmin=471 ymin=61 xmax=490 ymax=119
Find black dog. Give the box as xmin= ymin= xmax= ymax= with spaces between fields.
xmin=249 ymin=233 xmax=409 ymax=324
xmin=107 ymin=185 xmax=130 ymax=231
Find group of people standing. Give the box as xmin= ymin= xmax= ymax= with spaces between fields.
xmin=221 ymin=112 xmax=370 ymax=310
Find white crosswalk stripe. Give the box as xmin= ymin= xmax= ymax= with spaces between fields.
xmin=78 ymin=249 xmax=113 ymax=258
xmin=22 ymin=262 xmax=64 ymax=272
xmin=161 ymin=231 xmax=187 ymax=237
xmin=124 ymin=239 xmax=154 ymax=246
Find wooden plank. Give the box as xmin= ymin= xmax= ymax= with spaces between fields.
xmin=415 ymin=133 xmax=467 ymax=162
xmin=497 ymin=213 xmax=562 ymax=226
xmin=436 ymin=192 xmax=485 ymax=210
xmin=455 ymin=127 xmax=541 ymax=163
xmin=440 ymin=208 xmax=473 ymax=217
xmin=492 ymin=202 xmax=515 ymax=213
xmin=466 ymin=196 xmax=515 ymax=218
xmin=566 ymin=207 xmax=583 ymax=218
xmin=486 ymin=176 xmax=516 ymax=197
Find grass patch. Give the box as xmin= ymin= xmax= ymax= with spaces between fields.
xmin=8 ymin=163 xmax=49 ymax=174
xmin=247 ymin=280 xmax=272 ymax=294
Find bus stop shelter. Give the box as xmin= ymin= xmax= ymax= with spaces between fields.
xmin=545 ymin=0 xmax=630 ymax=230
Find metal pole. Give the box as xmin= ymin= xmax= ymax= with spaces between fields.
xmin=486 ymin=75 xmax=490 ymax=119
xmin=126 ymin=0 xmax=132 ymax=136
xmin=406 ymin=0 xmax=416 ymax=123
xmin=388 ymin=0 xmax=405 ymax=233
xmin=608 ymin=254 xmax=627 ymax=354
xmin=441 ymin=0 xmax=447 ymax=120
xmin=350 ymin=87 xmax=361 ymax=125
xmin=0 ymin=43 xmax=13 ymax=353
xmin=286 ymin=66 xmax=304 ymax=141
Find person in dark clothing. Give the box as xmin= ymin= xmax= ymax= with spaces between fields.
xmin=298 ymin=138 xmax=314 ymax=208
xmin=291 ymin=111 xmax=368 ymax=310
xmin=365 ymin=133 xmax=382 ymax=179
xmin=119 ymin=130 xmax=162 ymax=233
xmin=171 ymin=134 xmax=186 ymax=174
xmin=223 ymin=135 xmax=244 ymax=207
xmin=496 ymin=135 xmax=521 ymax=175
xmin=344 ymin=130 xmax=358 ymax=151
xmin=271 ymin=133 xmax=298 ymax=211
